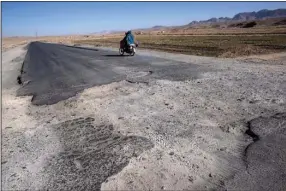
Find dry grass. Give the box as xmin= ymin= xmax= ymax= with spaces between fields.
xmin=129 ymin=24 xmax=286 ymax=36
xmin=75 ymin=34 xmax=286 ymax=58
xmin=2 ymin=37 xmax=33 ymax=51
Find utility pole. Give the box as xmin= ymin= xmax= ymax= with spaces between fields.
xmin=35 ymin=29 xmax=38 ymax=39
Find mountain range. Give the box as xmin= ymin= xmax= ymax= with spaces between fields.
xmin=151 ymin=8 xmax=286 ymax=30
xmin=188 ymin=8 xmax=286 ymax=26
xmin=94 ymin=8 xmax=286 ymax=34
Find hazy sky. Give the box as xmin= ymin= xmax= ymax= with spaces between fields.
xmin=2 ymin=2 xmax=286 ymax=36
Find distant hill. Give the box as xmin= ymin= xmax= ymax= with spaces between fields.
xmin=187 ymin=8 xmax=286 ymax=26
xmin=233 ymin=9 xmax=286 ymax=21
xmin=107 ymin=8 xmax=286 ymax=34
xmin=151 ymin=25 xmax=165 ymax=29
xmin=142 ymin=8 xmax=286 ymax=31
xmin=188 ymin=17 xmax=232 ymax=26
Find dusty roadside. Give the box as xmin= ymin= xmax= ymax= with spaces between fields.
xmin=2 ymin=45 xmax=286 ymax=190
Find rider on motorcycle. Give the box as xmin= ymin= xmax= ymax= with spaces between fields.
xmin=126 ymin=31 xmax=135 ymax=46
xmin=121 ymin=31 xmax=135 ymax=49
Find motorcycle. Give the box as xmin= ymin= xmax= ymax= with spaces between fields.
xmin=119 ymin=41 xmax=138 ymax=56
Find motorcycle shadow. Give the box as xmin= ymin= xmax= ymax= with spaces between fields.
xmin=104 ymin=55 xmax=131 ymax=57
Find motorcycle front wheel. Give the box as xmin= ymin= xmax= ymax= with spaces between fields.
xmin=119 ymin=48 xmax=124 ymax=55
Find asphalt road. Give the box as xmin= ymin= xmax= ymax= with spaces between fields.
xmin=17 ymin=42 xmax=207 ymax=105
xmin=4 ymin=42 xmax=285 ymax=190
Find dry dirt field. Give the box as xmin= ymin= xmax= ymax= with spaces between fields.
xmin=2 ymin=35 xmax=100 ymax=51
xmin=76 ymin=34 xmax=286 ymax=57
xmin=3 ymin=25 xmax=286 ymax=57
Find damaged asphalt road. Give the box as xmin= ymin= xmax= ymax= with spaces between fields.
xmin=17 ymin=42 xmax=209 ymax=105
xmin=3 ymin=43 xmax=286 ymax=191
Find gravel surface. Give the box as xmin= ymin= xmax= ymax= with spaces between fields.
xmin=2 ymin=44 xmax=286 ymax=190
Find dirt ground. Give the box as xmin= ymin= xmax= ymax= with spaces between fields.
xmin=2 ymin=45 xmax=286 ymax=190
